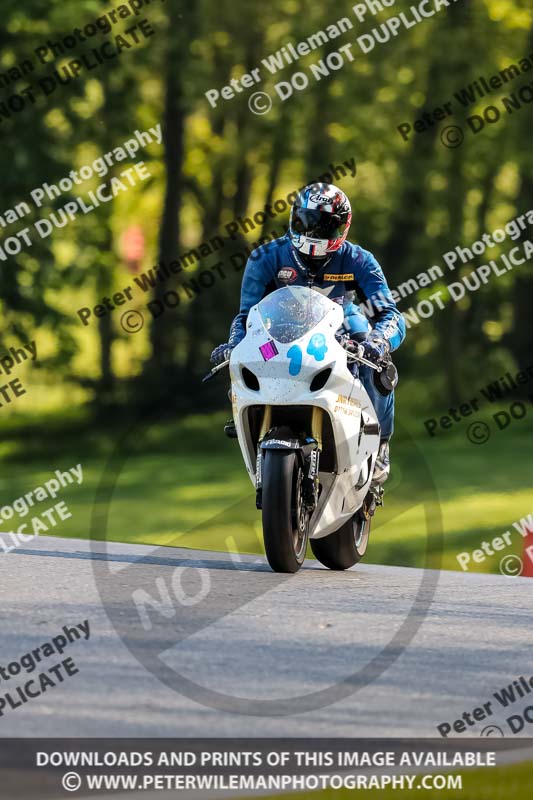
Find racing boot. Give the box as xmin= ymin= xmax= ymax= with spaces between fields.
xmin=371 ymin=439 xmax=390 ymax=485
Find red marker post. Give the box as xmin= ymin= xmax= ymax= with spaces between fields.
xmin=523 ymin=526 xmax=533 ymax=577
xmin=121 ymin=225 xmax=145 ymax=274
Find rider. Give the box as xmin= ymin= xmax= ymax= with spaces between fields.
xmin=210 ymin=183 xmax=406 ymax=485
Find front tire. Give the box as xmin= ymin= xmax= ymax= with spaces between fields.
xmin=262 ymin=450 xmax=309 ymax=573
xmin=310 ymin=512 xmax=370 ymax=570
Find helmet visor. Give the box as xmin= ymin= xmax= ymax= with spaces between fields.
xmin=291 ymin=207 xmax=348 ymax=240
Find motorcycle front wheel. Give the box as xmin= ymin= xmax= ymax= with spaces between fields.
xmin=310 ymin=511 xmax=370 ymax=570
xmin=262 ymin=449 xmax=309 ymax=573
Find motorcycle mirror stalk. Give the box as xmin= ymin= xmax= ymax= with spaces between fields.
xmin=202 ymin=359 xmax=230 ymax=383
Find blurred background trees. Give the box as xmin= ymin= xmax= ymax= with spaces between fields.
xmin=0 ymin=0 xmax=532 ymax=569
xmin=1 ymin=0 xmax=532 ymax=418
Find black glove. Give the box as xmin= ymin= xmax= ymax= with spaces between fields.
xmin=210 ymin=343 xmax=233 ymax=366
xmin=361 ymin=334 xmax=390 ymax=365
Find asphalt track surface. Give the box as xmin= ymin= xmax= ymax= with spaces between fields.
xmin=0 ymin=535 xmax=531 ymax=738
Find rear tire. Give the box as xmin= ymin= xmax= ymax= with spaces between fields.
xmin=310 ymin=512 xmax=370 ymax=570
xmin=262 ymin=450 xmax=309 ymax=573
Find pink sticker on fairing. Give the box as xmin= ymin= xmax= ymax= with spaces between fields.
xmin=259 ymin=341 xmax=279 ymax=361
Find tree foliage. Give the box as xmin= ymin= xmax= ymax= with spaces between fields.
xmin=0 ymin=0 xmax=531 ymax=414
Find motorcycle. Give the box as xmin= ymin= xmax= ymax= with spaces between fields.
xmin=205 ymin=285 xmax=396 ymax=574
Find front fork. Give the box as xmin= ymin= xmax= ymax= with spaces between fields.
xmin=255 ymin=405 xmax=322 ymax=512
xmin=255 ymin=406 xmax=271 ymax=508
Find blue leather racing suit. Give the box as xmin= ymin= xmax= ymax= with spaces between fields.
xmin=228 ymin=232 xmax=405 ymax=439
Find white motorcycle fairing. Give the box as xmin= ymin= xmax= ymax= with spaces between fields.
xmin=229 ymin=286 xmax=381 ymax=540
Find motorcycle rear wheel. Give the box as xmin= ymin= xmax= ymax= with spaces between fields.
xmin=262 ymin=450 xmax=309 ymax=573
xmin=310 ymin=511 xmax=370 ymax=570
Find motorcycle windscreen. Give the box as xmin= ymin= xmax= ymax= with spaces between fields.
xmin=258 ymin=286 xmax=332 ymax=343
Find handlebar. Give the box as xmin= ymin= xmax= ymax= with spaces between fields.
xmin=202 ymin=341 xmax=386 ymax=382
xmin=336 ymin=334 xmax=384 ymax=372
xmin=345 ymin=349 xmax=383 ymax=372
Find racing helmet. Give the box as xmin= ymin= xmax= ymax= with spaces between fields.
xmin=289 ymin=183 xmax=352 ymax=263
